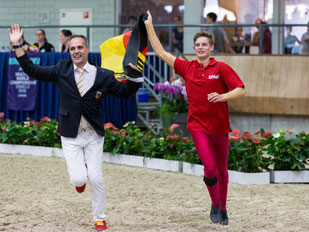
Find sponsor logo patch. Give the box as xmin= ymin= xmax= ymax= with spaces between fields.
xmin=208 ymin=75 xmax=219 ymax=79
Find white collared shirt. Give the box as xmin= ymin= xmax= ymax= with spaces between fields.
xmin=73 ymin=62 xmax=97 ymax=132
xmin=73 ymin=62 xmax=97 ymax=96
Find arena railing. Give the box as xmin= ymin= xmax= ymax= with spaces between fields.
xmin=1 ymin=23 xmax=308 ymax=54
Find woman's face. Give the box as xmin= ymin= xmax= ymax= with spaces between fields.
xmin=60 ymin=32 xmax=69 ymax=45
xmin=173 ymin=16 xmax=181 ymax=24
xmin=35 ymin=30 xmax=45 ymax=43
xmin=193 ymin=36 xmax=214 ymax=59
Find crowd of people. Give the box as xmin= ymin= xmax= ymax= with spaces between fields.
xmin=6 ymin=13 xmax=309 ymax=56
xmin=132 ymin=11 xmax=308 ymax=55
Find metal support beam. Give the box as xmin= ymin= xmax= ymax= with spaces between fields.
xmin=272 ymin=0 xmax=285 ymax=54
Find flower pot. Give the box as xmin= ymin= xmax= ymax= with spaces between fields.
xmin=270 ymin=170 xmax=309 ymax=183
xmin=228 ymin=170 xmax=270 ymax=185
xmin=138 ymin=88 xmax=149 ymax=102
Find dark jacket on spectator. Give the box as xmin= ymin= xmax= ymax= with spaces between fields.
xmin=33 ymin=41 xmax=55 ymax=52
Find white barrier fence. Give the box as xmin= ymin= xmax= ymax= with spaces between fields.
xmin=1 ymin=143 xmax=308 ymax=184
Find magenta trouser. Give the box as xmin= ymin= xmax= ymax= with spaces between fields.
xmin=191 ymin=132 xmax=229 ymax=211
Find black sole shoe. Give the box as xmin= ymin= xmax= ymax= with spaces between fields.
xmin=219 ymin=210 xmax=229 ymax=226
xmin=210 ymin=204 xmax=220 ymax=223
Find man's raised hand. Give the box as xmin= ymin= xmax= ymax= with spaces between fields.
xmin=144 ymin=10 xmax=153 ymax=25
xmin=8 ymin=24 xmax=23 ymax=45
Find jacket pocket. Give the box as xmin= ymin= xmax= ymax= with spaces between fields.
xmin=59 ymin=108 xmax=69 ymax=116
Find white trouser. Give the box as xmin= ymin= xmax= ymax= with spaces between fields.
xmin=61 ymin=129 xmax=106 ymax=222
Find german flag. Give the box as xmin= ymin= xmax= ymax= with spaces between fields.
xmin=100 ymin=13 xmax=148 ymax=83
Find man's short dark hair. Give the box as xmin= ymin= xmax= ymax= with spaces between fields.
xmin=193 ymin=31 xmax=214 ymax=45
xmin=68 ymin=34 xmax=89 ymax=48
xmin=207 ymin=12 xmax=217 ymax=22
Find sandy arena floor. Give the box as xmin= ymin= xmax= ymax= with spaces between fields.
xmin=0 ymin=153 xmax=308 ymax=232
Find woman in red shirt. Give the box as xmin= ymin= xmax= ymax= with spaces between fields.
xmin=144 ymin=11 xmax=245 ymax=226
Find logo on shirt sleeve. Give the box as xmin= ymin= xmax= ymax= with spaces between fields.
xmin=208 ymin=75 xmax=220 ymax=79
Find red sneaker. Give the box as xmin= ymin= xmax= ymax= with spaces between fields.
xmin=75 ymin=183 xmax=86 ymax=193
xmin=94 ymin=221 xmax=107 ymax=231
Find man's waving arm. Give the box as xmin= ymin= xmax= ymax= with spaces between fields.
xmin=8 ymin=24 xmax=25 ymax=57
xmin=8 ymin=24 xmax=59 ymax=82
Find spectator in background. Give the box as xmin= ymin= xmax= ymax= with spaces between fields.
xmin=33 ymin=29 xmax=55 ymax=52
xmin=231 ymin=26 xmax=245 ymax=53
xmin=172 ymin=15 xmax=184 ymax=53
xmin=299 ymin=22 xmax=309 ymax=55
xmin=206 ymin=12 xmax=235 ymax=54
xmin=261 ymin=22 xmax=272 ymax=54
xmin=252 ymin=19 xmax=272 ymax=54
xmin=122 ymin=15 xmax=137 ymax=34
xmin=252 ymin=18 xmax=263 ymax=45
xmin=60 ymin=29 xmax=72 ymax=52
xmin=284 ymin=26 xmax=300 ymax=54
xmin=159 ymin=30 xmax=170 ymax=51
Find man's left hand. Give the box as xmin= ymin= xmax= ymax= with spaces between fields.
xmin=128 ymin=63 xmax=138 ymax=71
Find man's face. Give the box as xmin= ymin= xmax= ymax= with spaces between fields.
xmin=206 ymin=17 xmax=213 ymax=24
xmin=193 ymin=36 xmax=214 ymax=59
xmin=255 ymin=19 xmax=262 ymax=24
xmin=173 ymin=17 xmax=181 ymax=24
xmin=69 ymin=37 xmax=89 ymax=68
xmin=128 ymin=19 xmax=136 ymax=25
xmin=255 ymin=19 xmax=262 ymax=29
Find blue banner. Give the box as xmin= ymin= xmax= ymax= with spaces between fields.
xmin=7 ymin=52 xmax=40 ymax=111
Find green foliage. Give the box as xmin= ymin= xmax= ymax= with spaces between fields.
xmin=157 ymin=100 xmax=175 ymax=129
xmin=0 ymin=111 xmax=308 ymax=172
xmin=0 ymin=117 xmax=61 ymax=148
xmin=154 ymin=82 xmax=188 ymax=129
xmin=260 ymin=130 xmax=309 ymax=171
xmin=103 ymin=122 xmax=199 ymax=163
xmin=228 ymin=130 xmax=269 ymax=172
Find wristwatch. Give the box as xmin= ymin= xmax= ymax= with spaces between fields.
xmin=12 ymin=44 xmax=23 ymax=49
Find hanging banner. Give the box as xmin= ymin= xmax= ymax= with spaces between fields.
xmin=7 ymin=52 xmax=40 ymax=111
